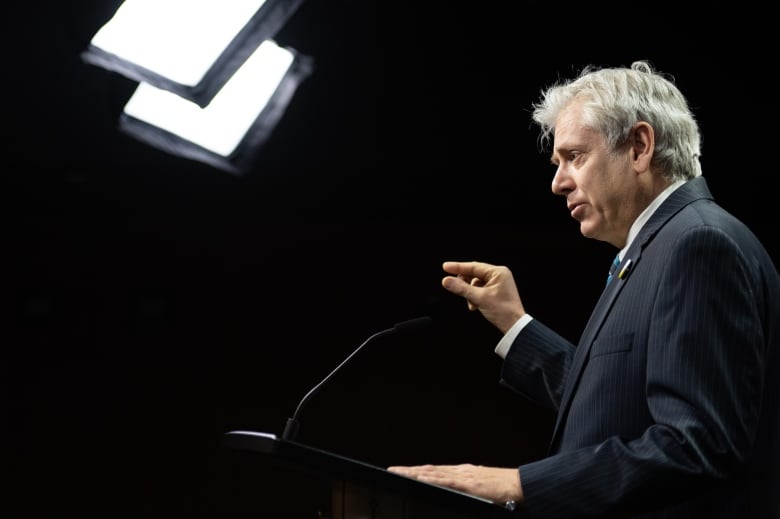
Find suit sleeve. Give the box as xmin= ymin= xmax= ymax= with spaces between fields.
xmin=499 ymin=319 xmax=576 ymax=413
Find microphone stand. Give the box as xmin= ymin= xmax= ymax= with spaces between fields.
xmin=282 ymin=316 xmax=431 ymax=441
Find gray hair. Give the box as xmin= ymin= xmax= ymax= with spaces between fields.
xmin=531 ymin=60 xmax=702 ymax=181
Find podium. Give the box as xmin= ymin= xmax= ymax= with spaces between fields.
xmin=218 ymin=430 xmax=518 ymax=518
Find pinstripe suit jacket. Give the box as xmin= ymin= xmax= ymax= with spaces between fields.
xmin=501 ymin=177 xmax=780 ymax=518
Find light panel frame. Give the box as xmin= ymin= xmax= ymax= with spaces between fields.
xmin=81 ymin=0 xmax=305 ymax=107
xmin=118 ymin=41 xmax=313 ymax=174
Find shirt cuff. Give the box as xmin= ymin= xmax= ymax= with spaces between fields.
xmin=495 ymin=314 xmax=533 ymax=359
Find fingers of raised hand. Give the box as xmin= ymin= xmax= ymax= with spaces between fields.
xmin=468 ymin=276 xmax=485 ymax=288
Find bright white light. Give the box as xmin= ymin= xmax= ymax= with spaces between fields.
xmin=123 ymin=40 xmax=295 ymax=157
xmin=90 ymin=0 xmax=267 ymax=86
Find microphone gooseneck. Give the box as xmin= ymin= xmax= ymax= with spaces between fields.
xmin=281 ymin=316 xmax=432 ymax=441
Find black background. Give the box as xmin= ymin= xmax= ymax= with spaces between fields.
xmin=5 ymin=1 xmax=778 ymax=517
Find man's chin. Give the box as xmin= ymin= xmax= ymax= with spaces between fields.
xmin=579 ymin=223 xmax=595 ymax=239
xmin=579 ymin=225 xmax=606 ymax=243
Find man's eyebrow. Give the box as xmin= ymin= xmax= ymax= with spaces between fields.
xmin=550 ymin=146 xmax=568 ymax=165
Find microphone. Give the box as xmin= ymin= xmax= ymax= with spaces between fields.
xmin=281 ymin=316 xmax=432 ymax=441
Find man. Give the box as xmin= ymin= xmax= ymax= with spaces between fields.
xmin=388 ymin=61 xmax=780 ymax=517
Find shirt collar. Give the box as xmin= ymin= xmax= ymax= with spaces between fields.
xmin=617 ymin=179 xmax=687 ymax=261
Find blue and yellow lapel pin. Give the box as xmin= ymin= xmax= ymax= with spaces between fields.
xmin=618 ymin=258 xmax=633 ymax=280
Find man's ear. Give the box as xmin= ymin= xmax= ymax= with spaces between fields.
xmin=631 ymin=121 xmax=654 ymax=172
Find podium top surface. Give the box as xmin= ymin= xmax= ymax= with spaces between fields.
xmin=222 ymin=430 xmax=516 ymax=518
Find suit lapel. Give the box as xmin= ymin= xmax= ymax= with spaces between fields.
xmin=548 ymin=177 xmax=714 ymax=451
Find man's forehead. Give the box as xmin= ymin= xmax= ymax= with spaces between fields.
xmin=553 ymin=123 xmax=599 ymax=151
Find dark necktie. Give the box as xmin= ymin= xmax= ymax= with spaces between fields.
xmin=606 ymin=254 xmax=620 ymax=285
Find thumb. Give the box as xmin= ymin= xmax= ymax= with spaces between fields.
xmin=442 ymin=276 xmax=481 ymax=311
xmin=442 ymin=275 xmax=470 ymax=297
